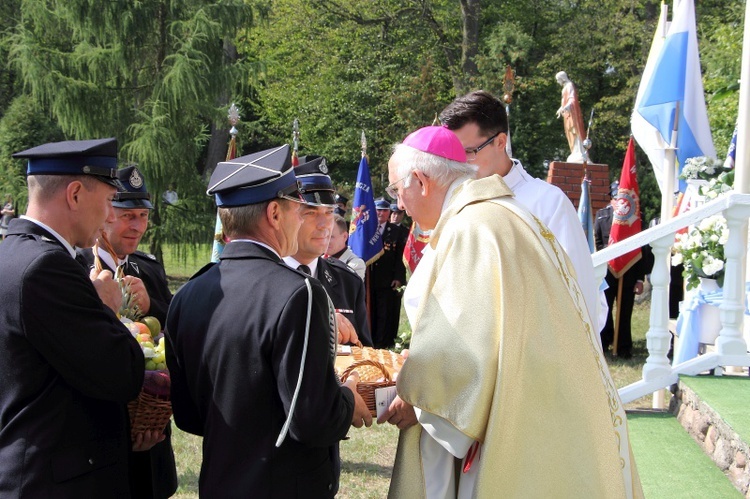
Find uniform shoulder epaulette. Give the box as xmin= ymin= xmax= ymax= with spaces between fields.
xmin=325 ymin=256 xmax=358 ymax=277
xmin=133 ymin=250 xmax=158 ymax=261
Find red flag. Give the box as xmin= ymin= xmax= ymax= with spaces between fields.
xmin=403 ymin=222 xmax=431 ymax=273
xmin=608 ymin=136 xmax=642 ymax=278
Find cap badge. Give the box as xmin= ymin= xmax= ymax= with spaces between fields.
xmin=129 ymin=169 xmax=144 ymax=189
xmin=319 ymin=159 xmax=328 ymax=174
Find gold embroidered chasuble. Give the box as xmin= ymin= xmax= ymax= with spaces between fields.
xmin=389 ymin=175 xmax=643 ymax=498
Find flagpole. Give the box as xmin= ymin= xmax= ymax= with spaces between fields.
xmin=734 ymin=1 xmax=750 ymax=195
xmin=360 ymin=130 xmax=373 ymax=325
xmin=613 ymin=277 xmax=624 ymax=356
xmin=211 ymin=104 xmax=241 ymax=263
xmin=503 ymin=66 xmax=516 ymax=157
xmin=661 ymin=103 xmax=679 ymax=221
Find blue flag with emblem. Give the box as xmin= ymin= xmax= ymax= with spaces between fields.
xmin=577 ymin=176 xmax=595 ymax=253
xmin=348 ymin=154 xmax=383 ymax=265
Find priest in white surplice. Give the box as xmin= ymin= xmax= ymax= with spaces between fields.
xmin=381 ymin=125 xmax=643 ymax=498
xmin=440 ymin=90 xmax=603 ymax=337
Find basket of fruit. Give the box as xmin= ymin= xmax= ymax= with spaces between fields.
xmin=93 ymin=234 xmax=173 ymax=434
xmin=123 ymin=317 xmax=173 ymax=434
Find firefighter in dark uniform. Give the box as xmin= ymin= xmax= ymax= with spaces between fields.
xmin=282 ymin=155 xmax=373 ymax=347
xmin=165 ymin=145 xmax=372 ymax=498
xmin=0 ymin=139 xmax=144 ymax=497
xmin=77 ymin=165 xmax=172 ymax=324
xmin=77 ymin=165 xmax=177 ymax=499
xmin=594 ymin=181 xmax=645 ymax=358
xmin=369 ymin=198 xmax=408 ymax=348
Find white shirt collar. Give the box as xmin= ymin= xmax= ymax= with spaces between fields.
xmin=95 ymin=246 xmax=126 ymax=273
xmin=19 ymin=215 xmax=76 ymax=258
xmin=500 ymin=158 xmax=525 ymax=191
xmin=283 ymin=255 xmax=319 ymax=277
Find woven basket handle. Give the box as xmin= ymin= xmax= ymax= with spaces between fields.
xmin=340 ymin=359 xmax=392 ymax=383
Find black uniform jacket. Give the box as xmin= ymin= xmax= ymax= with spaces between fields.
xmin=369 ymin=222 xmax=407 ymax=289
xmin=77 ymin=248 xmax=173 ymax=325
xmin=316 ymin=256 xmax=373 ymax=347
xmin=0 ymin=218 xmax=144 ymax=498
xmin=166 ymin=241 xmax=355 ymax=498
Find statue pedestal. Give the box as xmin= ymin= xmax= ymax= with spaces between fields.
xmin=546 ymin=161 xmax=609 ymax=213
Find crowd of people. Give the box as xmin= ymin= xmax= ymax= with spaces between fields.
xmin=0 ymin=90 xmax=645 ymax=498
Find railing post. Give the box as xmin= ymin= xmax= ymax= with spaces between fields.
xmin=716 ymin=206 xmax=750 ymax=355
xmin=643 ymin=234 xmax=674 ymax=384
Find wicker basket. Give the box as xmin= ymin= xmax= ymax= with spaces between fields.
xmin=127 ymin=390 xmax=172 ymax=434
xmin=340 ymin=359 xmax=394 ymax=417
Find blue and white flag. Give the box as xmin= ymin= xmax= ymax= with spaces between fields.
xmin=724 ymin=124 xmax=737 ymax=169
xmin=348 ymin=154 xmax=383 ymax=265
xmin=636 ymin=0 xmax=715 ymax=191
xmin=632 ymin=2 xmax=670 ymax=193
xmin=577 ymin=176 xmax=595 ymax=253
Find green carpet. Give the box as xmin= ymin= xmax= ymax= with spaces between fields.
xmin=680 ymin=375 xmax=750 ymax=444
xmin=627 ymin=412 xmax=741 ymax=498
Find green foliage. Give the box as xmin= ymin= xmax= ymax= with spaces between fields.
xmin=0 ymin=95 xmax=65 ymax=214
xmin=0 ymin=0 xmax=742 ymax=246
xmin=8 ymin=0 xmax=257 ymax=259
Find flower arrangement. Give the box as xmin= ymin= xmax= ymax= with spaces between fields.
xmin=679 ymin=156 xmax=731 ymax=181
xmin=672 ymin=214 xmax=729 ymax=290
xmin=700 ymin=169 xmax=734 ymax=201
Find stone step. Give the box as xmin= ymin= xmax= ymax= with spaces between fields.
xmin=669 ymin=375 xmax=750 ymax=496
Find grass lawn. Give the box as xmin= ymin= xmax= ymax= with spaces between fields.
xmin=163 ymin=249 xmax=657 ymax=497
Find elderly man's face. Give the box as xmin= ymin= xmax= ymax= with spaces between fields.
xmin=387 ymin=157 xmax=441 ymax=230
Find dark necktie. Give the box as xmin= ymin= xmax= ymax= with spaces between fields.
xmin=297 ymin=264 xmax=312 ymax=276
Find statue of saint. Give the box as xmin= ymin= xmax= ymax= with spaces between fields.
xmin=555 ymin=71 xmax=587 ymax=163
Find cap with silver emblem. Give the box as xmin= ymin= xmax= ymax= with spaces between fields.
xmin=112 ymin=165 xmax=153 ymax=209
xmin=294 ymin=155 xmax=337 ymax=207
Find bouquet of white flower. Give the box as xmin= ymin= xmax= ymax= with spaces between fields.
xmin=680 ymin=156 xmax=731 ymax=181
xmin=672 ymin=215 xmax=729 ymax=290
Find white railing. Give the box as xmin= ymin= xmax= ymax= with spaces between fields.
xmin=592 ymin=192 xmax=750 ymax=405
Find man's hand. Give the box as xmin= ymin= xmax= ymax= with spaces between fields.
xmin=90 ymin=268 xmax=121 ymax=313
xmin=132 ymin=429 xmax=166 ymax=451
xmin=343 ymin=372 xmax=373 ymax=428
xmin=377 ymin=395 xmax=417 ymax=429
xmin=122 ymin=275 xmax=151 ymax=314
xmin=391 ymin=280 xmax=402 ymax=291
xmin=336 ymin=313 xmax=359 ymax=345
xmin=634 ymin=280 xmax=644 ymax=295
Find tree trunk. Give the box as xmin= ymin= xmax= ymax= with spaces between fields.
xmin=201 ymin=38 xmax=239 ymax=179
xmin=458 ymin=0 xmax=481 ymax=93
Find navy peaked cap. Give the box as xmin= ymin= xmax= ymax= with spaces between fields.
xmin=207 ymin=144 xmax=299 ymax=207
xmin=374 ymin=198 xmax=390 ymax=210
xmin=13 ymin=138 xmax=120 ymax=187
xmin=294 ymin=155 xmax=336 ymax=206
xmin=113 ymin=166 xmax=153 ymax=209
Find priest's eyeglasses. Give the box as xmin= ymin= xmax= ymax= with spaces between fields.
xmin=386 ymin=171 xmax=413 ymax=200
xmin=464 ymin=131 xmax=500 ymax=161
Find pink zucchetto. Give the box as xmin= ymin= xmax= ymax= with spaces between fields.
xmin=402 ymin=126 xmax=467 ymax=163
